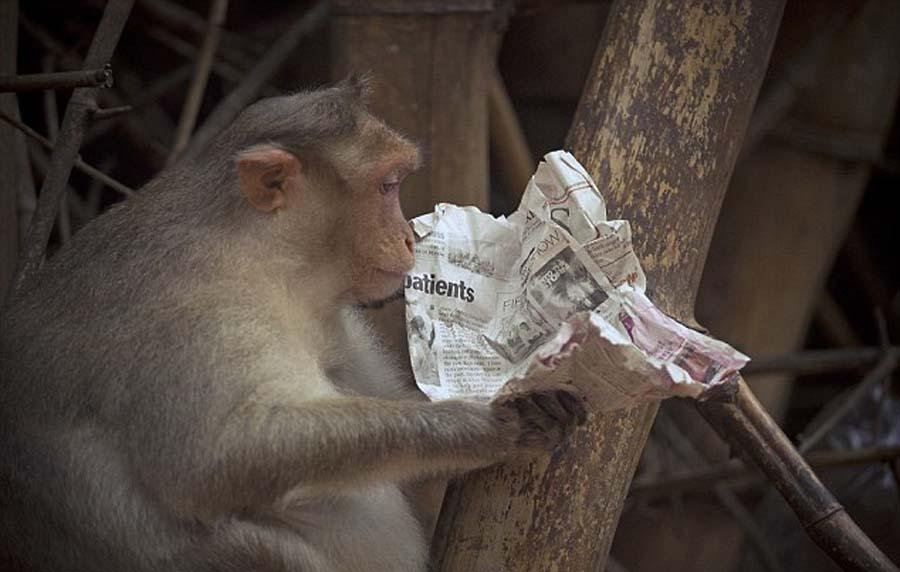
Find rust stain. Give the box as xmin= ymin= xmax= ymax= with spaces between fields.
xmin=665 ymin=3 xmax=748 ymax=154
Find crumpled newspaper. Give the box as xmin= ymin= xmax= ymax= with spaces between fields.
xmin=403 ymin=150 xmax=748 ymax=412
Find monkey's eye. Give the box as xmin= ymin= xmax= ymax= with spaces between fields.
xmin=380 ymin=181 xmax=401 ymax=195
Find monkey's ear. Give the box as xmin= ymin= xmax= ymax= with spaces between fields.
xmin=236 ymin=146 xmax=301 ymax=213
xmin=340 ymin=71 xmax=373 ymax=103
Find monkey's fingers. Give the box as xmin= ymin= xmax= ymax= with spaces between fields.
xmin=513 ymin=395 xmax=556 ymax=434
xmin=555 ymin=388 xmax=588 ymax=425
xmin=529 ymin=386 xmax=587 ymax=426
xmin=517 ymin=419 xmax=565 ymax=450
xmin=532 ymin=394 xmax=580 ymax=441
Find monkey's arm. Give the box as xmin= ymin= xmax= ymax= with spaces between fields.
xmin=188 ymin=390 xmax=583 ymax=513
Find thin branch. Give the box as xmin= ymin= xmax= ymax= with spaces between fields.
xmin=91 ymin=104 xmax=132 ymax=120
xmin=86 ymin=154 xmax=118 ymax=218
xmin=698 ymin=378 xmax=899 ymax=572
xmin=798 ymin=350 xmax=898 ymax=453
xmin=27 ymin=141 xmax=102 ymax=230
xmin=16 ymin=167 xmax=36 ymax=245
xmin=0 ymin=67 xmax=112 ymax=93
xmin=26 ymin=143 xmax=69 ymax=244
xmin=0 ymin=111 xmax=135 ymax=198
xmin=179 ymin=0 xmax=329 ymax=162
xmin=82 ymin=65 xmax=191 ymax=147
xmin=135 ymin=0 xmax=261 ymax=69
xmin=890 ymin=459 xmax=900 ymax=503
xmin=631 ymin=445 xmax=900 ymax=499
xmin=815 ymin=293 xmax=864 ymax=348
xmin=20 ymin=13 xmax=168 ymax=172
xmin=148 ymin=27 xmax=238 ymax=84
xmin=8 ymin=0 xmax=134 ymax=302
xmin=41 ymin=58 xmax=60 ymax=141
xmin=40 ymin=57 xmax=70 ymax=245
xmin=744 ymin=346 xmax=894 ymax=376
xmin=809 ymin=445 xmax=900 ymax=467
xmin=168 ymin=0 xmax=229 ymax=163
xmin=145 ymin=27 xmax=280 ymax=97
xmin=845 ymin=227 xmax=895 ymax=314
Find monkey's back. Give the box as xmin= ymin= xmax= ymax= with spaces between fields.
xmin=0 ymin=187 xmax=221 ymax=418
xmin=0 ymin=189 xmax=431 ymax=572
xmin=0 ymin=192 xmax=240 ymax=571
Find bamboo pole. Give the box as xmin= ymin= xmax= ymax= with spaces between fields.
xmin=167 ymin=0 xmax=228 ymax=163
xmin=696 ymin=0 xmax=900 ymax=421
xmin=698 ymin=379 xmax=899 ymax=572
xmin=331 ymin=0 xmax=493 ymax=218
xmin=745 ymin=346 xmax=894 ymax=376
xmin=433 ymin=2 xmax=785 ymax=570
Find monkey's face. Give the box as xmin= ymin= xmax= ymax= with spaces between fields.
xmin=235 ymin=114 xmax=420 ymax=306
xmin=342 ymin=138 xmax=420 ymax=305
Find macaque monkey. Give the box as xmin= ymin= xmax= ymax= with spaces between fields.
xmin=0 ymin=76 xmax=587 ymax=572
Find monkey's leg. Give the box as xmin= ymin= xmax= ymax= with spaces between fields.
xmin=178 ymin=521 xmax=332 ymax=572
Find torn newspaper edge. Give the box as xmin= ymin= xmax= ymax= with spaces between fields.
xmin=403 ymin=150 xmax=748 ymax=412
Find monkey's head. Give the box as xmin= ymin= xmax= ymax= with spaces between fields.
xmin=223 ymin=75 xmax=421 ymax=306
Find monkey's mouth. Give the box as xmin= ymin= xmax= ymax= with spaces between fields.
xmin=356 ymin=287 xmax=405 ymax=310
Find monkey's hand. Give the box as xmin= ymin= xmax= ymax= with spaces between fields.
xmin=490 ymin=385 xmax=588 ymax=453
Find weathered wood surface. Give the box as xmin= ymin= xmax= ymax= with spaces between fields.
xmin=433 ymin=2 xmax=785 ymax=571
xmin=613 ymin=5 xmax=900 ymax=570
xmin=488 ymin=69 xmax=534 ymax=205
xmin=698 ymin=0 xmax=900 ymax=420
xmin=331 ymin=1 xmax=491 ymax=218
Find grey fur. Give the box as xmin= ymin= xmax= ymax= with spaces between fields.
xmin=0 ymin=84 xmax=584 ymax=572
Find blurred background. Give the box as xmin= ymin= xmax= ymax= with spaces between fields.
xmin=2 ymin=1 xmax=898 ymax=571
